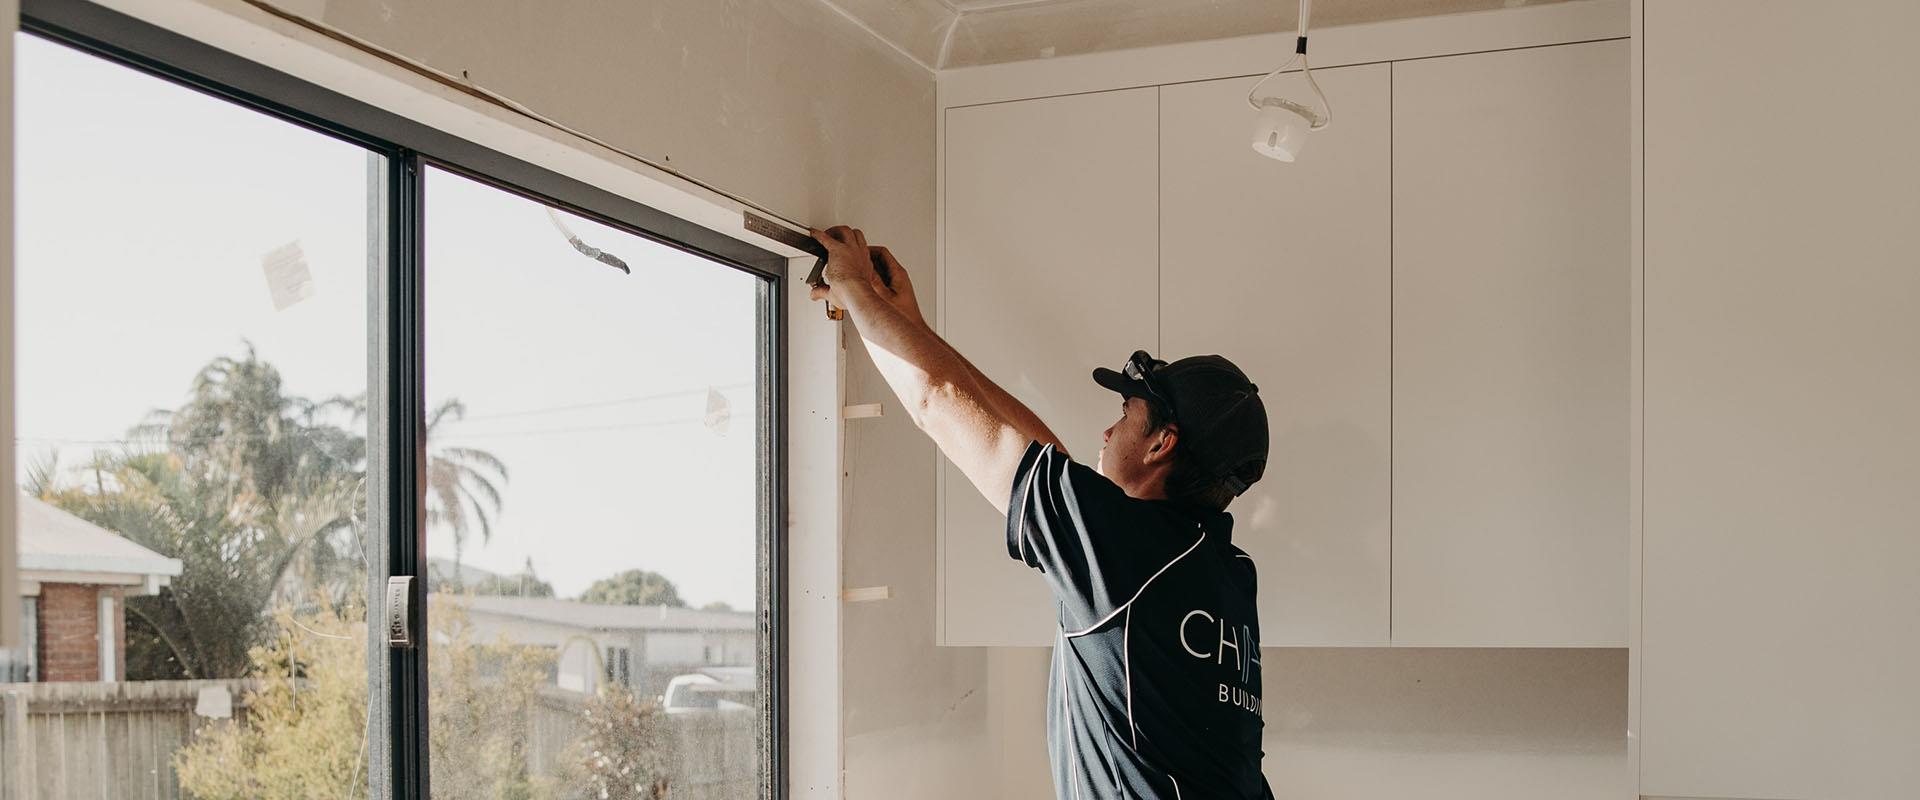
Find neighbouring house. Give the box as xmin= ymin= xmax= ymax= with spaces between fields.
xmin=424 ymin=556 xmax=546 ymax=595
xmin=4 ymin=493 xmax=183 ymax=683
xmin=443 ymin=594 xmax=755 ymax=699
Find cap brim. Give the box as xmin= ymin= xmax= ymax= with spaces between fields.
xmin=1092 ymin=367 xmax=1149 ymax=399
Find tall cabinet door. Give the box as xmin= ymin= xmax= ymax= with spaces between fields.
xmin=1159 ymin=65 xmax=1393 ymax=646
xmin=1391 ymin=40 xmax=1630 ymax=646
xmin=940 ymin=88 xmax=1160 ymax=646
xmin=1641 ymin=1 xmax=1920 ymax=797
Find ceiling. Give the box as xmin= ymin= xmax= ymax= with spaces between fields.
xmin=827 ymin=0 xmax=1577 ymax=71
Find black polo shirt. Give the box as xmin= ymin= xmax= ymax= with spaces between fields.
xmin=1007 ymin=442 xmax=1274 ymax=800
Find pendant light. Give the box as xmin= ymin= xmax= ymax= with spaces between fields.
xmin=1247 ymin=0 xmax=1332 ymax=162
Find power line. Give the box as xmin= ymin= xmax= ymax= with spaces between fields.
xmin=453 ymin=381 xmax=750 ymax=422
xmin=15 ymin=383 xmax=755 ymax=446
xmin=429 ymin=416 xmax=716 ymax=440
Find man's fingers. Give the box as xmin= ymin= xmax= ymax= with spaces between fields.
xmin=809 ymin=284 xmax=830 ymax=302
xmin=870 ymin=246 xmax=905 ymax=277
xmin=813 ymin=226 xmax=856 ymax=250
xmin=867 ymin=246 xmax=905 ymax=292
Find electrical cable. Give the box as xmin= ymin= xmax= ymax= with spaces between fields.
xmin=1245 ymin=0 xmax=1333 ymax=129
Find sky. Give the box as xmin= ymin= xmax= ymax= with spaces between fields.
xmin=13 ymin=34 xmax=763 ymax=609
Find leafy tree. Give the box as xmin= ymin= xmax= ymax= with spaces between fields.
xmin=174 ymin=595 xmax=554 ymax=799
xmin=427 ymin=592 xmax=554 ymax=800
xmin=580 ymin=570 xmax=685 ymax=607
xmin=430 ymin=556 xmax=555 ymax=598
xmin=35 ymin=349 xmax=364 ymax=679
xmin=469 ymin=571 xmax=556 ymax=598
xmin=700 ymin=601 xmax=734 ymax=612
xmin=565 ymin=688 xmax=674 ymax=800
xmin=173 ymin=600 xmax=369 ymax=799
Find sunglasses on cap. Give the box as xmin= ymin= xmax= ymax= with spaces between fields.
xmin=1122 ymin=350 xmax=1179 ymax=423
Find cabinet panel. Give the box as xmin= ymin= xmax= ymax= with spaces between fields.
xmin=1391 ymin=40 xmax=1629 ymax=646
xmin=940 ymin=88 xmax=1160 ymax=646
xmin=1159 ymin=65 xmax=1393 ymax=646
xmin=1640 ymin=2 xmax=1920 ymax=797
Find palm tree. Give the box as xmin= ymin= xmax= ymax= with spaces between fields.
xmin=35 ymin=347 xmax=366 ymax=678
xmin=33 ymin=346 xmax=506 ymax=678
xmin=330 ymin=394 xmax=510 ymax=585
xmin=423 ymin=398 xmax=509 ymax=584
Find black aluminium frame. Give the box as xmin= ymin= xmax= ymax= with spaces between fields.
xmin=16 ymin=1 xmax=792 ymax=798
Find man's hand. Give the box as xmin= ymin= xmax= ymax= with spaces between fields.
xmin=810 ymin=226 xmax=918 ymax=323
xmin=866 ymin=245 xmax=924 ymax=326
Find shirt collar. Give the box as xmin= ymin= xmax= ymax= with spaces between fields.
xmin=1162 ymin=501 xmax=1233 ymax=543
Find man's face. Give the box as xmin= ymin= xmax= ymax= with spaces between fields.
xmin=1098 ymin=396 xmax=1174 ymax=499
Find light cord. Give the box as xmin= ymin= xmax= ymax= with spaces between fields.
xmin=1245 ymin=0 xmax=1333 ymax=129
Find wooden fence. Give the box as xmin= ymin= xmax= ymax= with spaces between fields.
xmin=0 ymin=680 xmax=256 ymax=800
xmin=1 ymin=681 xmax=753 ymax=800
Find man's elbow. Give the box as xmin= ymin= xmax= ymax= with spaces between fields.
xmin=901 ymin=379 xmax=956 ymax=431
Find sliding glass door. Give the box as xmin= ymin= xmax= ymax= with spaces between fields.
xmin=422 ymin=166 xmax=765 ymax=799
xmin=8 ymin=4 xmax=785 ymax=797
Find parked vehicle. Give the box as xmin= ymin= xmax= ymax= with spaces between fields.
xmin=660 ymin=666 xmax=754 ymax=714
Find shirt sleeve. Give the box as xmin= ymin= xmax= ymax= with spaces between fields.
xmin=1006 ymin=441 xmax=1198 ymax=632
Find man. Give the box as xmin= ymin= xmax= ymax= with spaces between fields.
xmin=811 ymin=226 xmax=1273 ymax=800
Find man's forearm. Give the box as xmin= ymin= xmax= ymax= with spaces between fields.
xmin=928 ymin=323 xmax=1058 ymax=455
xmin=838 ymin=286 xmax=1057 ymax=510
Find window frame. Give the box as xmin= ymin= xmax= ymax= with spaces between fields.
xmin=0 ymin=596 xmax=36 ymax=682
xmin=15 ymin=1 xmax=791 ymax=797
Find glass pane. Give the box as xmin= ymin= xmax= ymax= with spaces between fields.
xmin=11 ymin=33 xmax=377 ymax=798
xmin=423 ymin=167 xmax=764 ymax=799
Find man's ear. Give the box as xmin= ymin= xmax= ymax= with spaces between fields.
xmin=1147 ymin=425 xmax=1179 ymax=464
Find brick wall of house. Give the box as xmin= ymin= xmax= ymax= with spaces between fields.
xmin=38 ymin=583 xmax=103 ymax=681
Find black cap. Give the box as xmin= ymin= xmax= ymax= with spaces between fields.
xmin=1092 ymin=351 xmax=1269 ymax=495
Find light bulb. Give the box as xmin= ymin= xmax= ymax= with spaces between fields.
xmin=1251 ymin=97 xmax=1313 ymax=162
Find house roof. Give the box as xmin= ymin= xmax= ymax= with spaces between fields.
xmin=452 ymin=595 xmax=755 ymax=633
xmin=17 ymin=493 xmax=184 ymax=582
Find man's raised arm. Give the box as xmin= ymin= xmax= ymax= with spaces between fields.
xmin=811 ymin=226 xmax=1062 ymax=513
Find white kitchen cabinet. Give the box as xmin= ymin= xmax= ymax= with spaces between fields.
xmin=1159 ymin=65 xmax=1392 ymax=646
xmin=939 ymin=88 xmax=1160 ymax=646
xmin=1638 ymin=2 xmax=1920 ymax=797
xmin=938 ymin=40 xmax=1633 ymax=649
xmin=1390 ymin=40 xmax=1629 ymax=646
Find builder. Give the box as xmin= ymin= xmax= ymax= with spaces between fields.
xmin=811 ymin=226 xmax=1275 ymax=800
